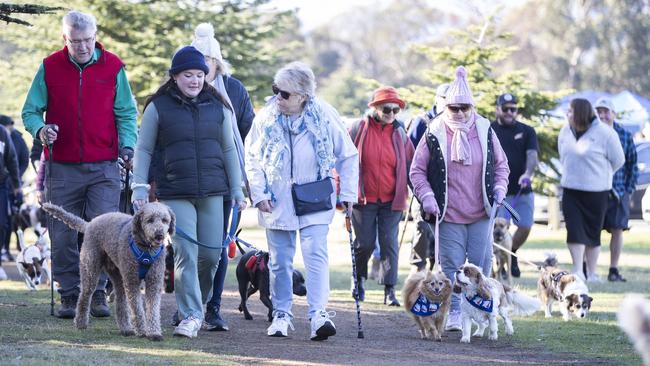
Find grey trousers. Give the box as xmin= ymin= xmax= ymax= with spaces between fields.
xmin=438 ymin=218 xmax=492 ymax=312
xmin=45 ymin=161 xmax=120 ymax=297
xmin=352 ymin=202 xmax=402 ymax=286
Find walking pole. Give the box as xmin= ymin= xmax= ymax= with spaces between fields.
xmin=46 ymin=142 xmax=54 ymax=316
xmin=398 ymin=194 xmax=415 ymax=249
xmin=345 ymin=206 xmax=364 ymax=339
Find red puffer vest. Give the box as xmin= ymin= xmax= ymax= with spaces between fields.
xmin=43 ymin=43 xmax=123 ymax=163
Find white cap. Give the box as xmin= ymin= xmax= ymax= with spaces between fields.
xmin=594 ymin=97 xmax=615 ymax=112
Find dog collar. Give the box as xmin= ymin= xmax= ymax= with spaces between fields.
xmin=465 ymin=294 xmax=493 ymax=312
xmin=410 ymin=293 xmax=441 ymax=317
xmin=129 ymin=235 xmax=164 ymax=280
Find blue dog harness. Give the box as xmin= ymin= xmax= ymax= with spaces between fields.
xmin=410 ymin=293 xmax=441 ymax=317
xmin=129 ymin=235 xmax=164 ymax=280
xmin=465 ymin=294 xmax=494 ymax=312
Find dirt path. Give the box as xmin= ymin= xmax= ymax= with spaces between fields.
xmin=161 ymin=289 xmax=610 ymax=366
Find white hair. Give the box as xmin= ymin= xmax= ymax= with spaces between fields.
xmin=62 ymin=11 xmax=97 ymax=36
xmin=274 ymin=61 xmax=316 ymax=98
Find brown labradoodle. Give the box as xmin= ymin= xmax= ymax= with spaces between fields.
xmin=42 ymin=202 xmax=175 ymax=341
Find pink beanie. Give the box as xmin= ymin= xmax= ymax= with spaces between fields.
xmin=445 ymin=66 xmax=475 ymax=106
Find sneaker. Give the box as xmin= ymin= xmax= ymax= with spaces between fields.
xmin=511 ymin=255 xmax=520 ymax=278
xmin=173 ymin=316 xmax=202 ymax=338
xmin=204 ymin=305 xmax=229 ymax=331
xmin=587 ymin=273 xmax=603 ymax=284
xmin=608 ymin=268 xmax=627 ymax=282
xmin=57 ymin=294 xmax=78 ymax=319
xmin=445 ymin=310 xmax=462 ymax=331
xmin=267 ymin=312 xmax=294 ymax=337
xmin=572 ymin=271 xmax=587 ymax=282
xmin=172 ymin=310 xmax=180 ymax=326
xmin=0 ymin=267 xmax=7 ymax=280
xmin=90 ymin=290 xmax=111 ymax=318
xmin=310 ymin=310 xmax=336 ymax=341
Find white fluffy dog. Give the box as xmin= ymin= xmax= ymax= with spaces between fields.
xmin=454 ymin=263 xmax=540 ymax=343
xmin=618 ymin=294 xmax=650 ymax=366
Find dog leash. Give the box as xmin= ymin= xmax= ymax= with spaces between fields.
xmin=492 ymin=241 xmax=543 ymax=271
xmin=433 ymin=215 xmax=440 ymax=271
xmin=175 ymin=227 xmax=227 ymax=250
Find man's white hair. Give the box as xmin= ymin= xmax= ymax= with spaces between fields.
xmin=62 ymin=10 xmax=97 ymax=35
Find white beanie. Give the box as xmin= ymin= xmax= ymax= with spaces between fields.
xmin=191 ymin=23 xmax=223 ymax=62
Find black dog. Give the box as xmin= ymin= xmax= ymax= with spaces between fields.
xmin=236 ymin=249 xmax=306 ymax=321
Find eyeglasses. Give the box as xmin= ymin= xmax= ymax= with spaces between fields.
xmin=66 ymin=35 xmax=95 ymax=46
xmin=447 ymin=104 xmax=471 ymax=113
xmin=501 ymin=106 xmax=518 ymax=113
xmin=272 ymin=84 xmax=292 ymax=100
xmin=381 ymin=106 xmax=401 ymax=115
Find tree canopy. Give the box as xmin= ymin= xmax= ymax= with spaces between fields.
xmin=0 ymin=0 xmax=301 ymax=119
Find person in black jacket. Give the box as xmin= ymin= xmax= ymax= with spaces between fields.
xmin=0 ymin=115 xmax=29 ymax=259
xmin=0 ymin=123 xmax=22 ymax=280
xmin=190 ymin=23 xmax=255 ymax=331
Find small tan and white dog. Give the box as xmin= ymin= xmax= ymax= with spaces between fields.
xmin=618 ymin=294 xmax=650 ymax=366
xmin=16 ymin=229 xmax=50 ymax=291
xmin=454 ymin=263 xmax=540 ymax=343
xmin=402 ymin=269 xmax=452 ymax=342
xmin=492 ymin=217 xmax=513 ymax=285
xmin=537 ymin=254 xmax=592 ymax=321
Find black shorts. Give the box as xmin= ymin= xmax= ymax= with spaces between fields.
xmin=562 ymin=188 xmax=608 ymax=247
xmin=603 ymin=192 xmax=631 ymax=231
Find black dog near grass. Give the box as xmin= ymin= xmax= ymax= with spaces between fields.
xmin=237 ymin=249 xmax=306 ymax=321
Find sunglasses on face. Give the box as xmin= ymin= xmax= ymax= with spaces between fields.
xmin=501 ymin=106 xmax=518 ymax=113
xmin=381 ymin=106 xmax=401 ymax=115
xmin=272 ymin=84 xmax=292 ymax=100
xmin=447 ymin=104 xmax=471 ymax=113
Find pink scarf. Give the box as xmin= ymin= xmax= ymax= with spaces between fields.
xmin=443 ymin=113 xmax=476 ymax=166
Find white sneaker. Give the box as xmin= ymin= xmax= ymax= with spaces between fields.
xmin=572 ymin=271 xmax=587 ymax=282
xmin=267 ymin=312 xmax=294 ymax=337
xmin=310 ymin=310 xmax=336 ymax=341
xmin=587 ymin=273 xmax=603 ymax=284
xmin=445 ymin=310 xmax=462 ymax=331
xmin=173 ymin=316 xmax=201 ymax=338
xmin=0 ymin=267 xmax=7 ymax=281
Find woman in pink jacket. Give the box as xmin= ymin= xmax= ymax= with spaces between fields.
xmin=409 ymin=66 xmax=510 ymax=331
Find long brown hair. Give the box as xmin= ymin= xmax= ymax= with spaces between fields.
xmin=144 ymin=76 xmax=232 ymax=111
xmin=569 ymin=98 xmax=596 ymax=132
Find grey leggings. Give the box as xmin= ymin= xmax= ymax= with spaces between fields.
xmin=438 ymin=218 xmax=492 ymax=312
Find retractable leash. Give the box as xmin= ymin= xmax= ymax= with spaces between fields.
xmin=491 ymin=241 xmax=542 ymax=271
xmin=345 ymin=208 xmax=364 ymax=339
xmin=224 ymin=205 xmax=240 ymax=258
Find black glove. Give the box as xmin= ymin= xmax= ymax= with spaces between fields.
xmin=38 ymin=124 xmax=59 ymax=145
xmin=120 ymin=147 xmax=134 ymax=162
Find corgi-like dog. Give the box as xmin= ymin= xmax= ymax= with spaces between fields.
xmin=537 ymin=253 xmax=592 ymax=321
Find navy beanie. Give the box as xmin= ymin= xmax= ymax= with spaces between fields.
xmin=169 ymin=46 xmax=209 ymax=76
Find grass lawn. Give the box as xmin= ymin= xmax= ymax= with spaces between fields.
xmin=0 ymin=213 xmax=647 ymax=365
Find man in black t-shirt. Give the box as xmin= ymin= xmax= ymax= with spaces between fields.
xmin=491 ymin=93 xmax=539 ymax=277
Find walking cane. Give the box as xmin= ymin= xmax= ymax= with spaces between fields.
xmin=46 ymin=142 xmax=55 ymax=316
xmin=345 ymin=206 xmax=364 ymax=339
xmin=398 ymin=194 xmax=415 ymax=249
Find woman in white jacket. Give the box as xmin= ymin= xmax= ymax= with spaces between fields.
xmin=245 ymin=62 xmax=359 ymax=340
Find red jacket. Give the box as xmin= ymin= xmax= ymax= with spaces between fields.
xmin=350 ymin=116 xmax=415 ymax=211
xmin=43 ymin=43 xmax=123 ymax=163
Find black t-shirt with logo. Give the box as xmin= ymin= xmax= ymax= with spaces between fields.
xmin=490 ymin=120 xmax=539 ymax=195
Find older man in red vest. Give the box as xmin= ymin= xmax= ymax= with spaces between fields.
xmin=22 ymin=10 xmax=137 ymax=318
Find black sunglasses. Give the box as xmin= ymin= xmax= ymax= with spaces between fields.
xmin=381 ymin=106 xmax=401 ymax=115
xmin=447 ymin=104 xmax=471 ymax=113
xmin=501 ymin=106 xmax=518 ymax=113
xmin=272 ymin=84 xmax=292 ymax=100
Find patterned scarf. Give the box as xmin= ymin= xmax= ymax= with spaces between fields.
xmin=443 ymin=112 xmax=477 ymax=166
xmin=253 ymin=97 xmax=335 ymax=186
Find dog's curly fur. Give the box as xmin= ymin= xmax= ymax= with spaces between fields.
xmin=42 ymin=202 xmax=175 ymax=341
xmin=402 ymin=269 xmax=452 ymax=341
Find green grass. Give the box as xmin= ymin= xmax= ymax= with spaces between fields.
xmin=1 ymin=223 xmax=647 ymax=365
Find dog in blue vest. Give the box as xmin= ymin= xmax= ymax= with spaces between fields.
xmin=42 ymin=202 xmax=175 ymax=341
xmin=455 ymin=263 xmax=540 ymax=343
xmin=403 ymin=269 xmax=452 ymax=341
